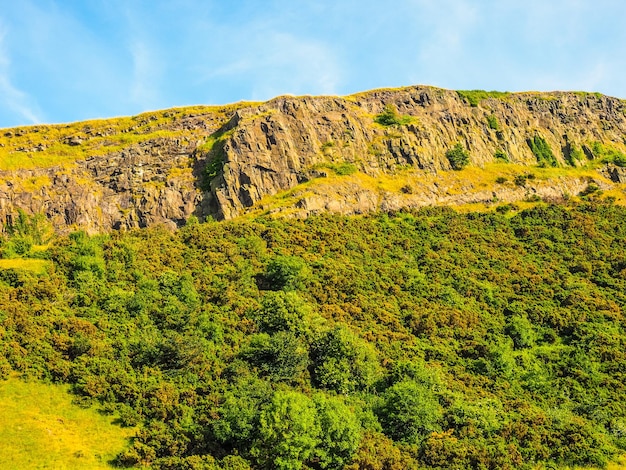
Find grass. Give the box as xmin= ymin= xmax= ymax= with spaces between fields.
xmin=245 ymin=161 xmax=625 ymax=220
xmin=0 ymin=102 xmax=256 ymax=171
xmin=530 ymin=458 xmax=626 ymax=470
xmin=456 ymin=90 xmax=511 ymax=107
xmin=0 ymin=376 xmax=134 ymax=469
xmin=0 ymin=259 xmax=51 ymax=274
xmin=17 ymin=175 xmax=51 ymax=192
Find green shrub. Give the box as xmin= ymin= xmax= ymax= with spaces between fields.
xmin=312 ymin=393 xmax=363 ymax=469
xmin=374 ymin=105 xmax=412 ymax=126
xmin=591 ymin=141 xmax=626 ymax=167
xmin=514 ymin=174 xmax=528 ymax=187
xmin=494 ymin=149 xmax=509 ymax=162
xmin=311 ymin=326 xmax=382 ymax=394
xmin=527 ymin=135 xmax=558 ymax=167
xmin=264 ymin=255 xmax=309 ymax=291
xmin=486 ymin=114 xmax=499 ymax=130
xmin=495 ymin=203 xmax=517 ymax=213
xmin=614 ymin=153 xmax=626 ymax=167
xmin=580 ymin=183 xmax=601 ymax=197
xmin=251 ymin=391 xmax=320 ymax=470
xmin=564 ymin=142 xmax=585 ymax=166
xmin=332 ymin=163 xmax=357 ymax=176
xmin=240 ymin=332 xmax=309 ymax=383
xmin=445 ymin=143 xmax=470 ymax=170
xmin=317 ymin=162 xmax=358 ymax=176
xmin=495 ymin=176 xmax=507 ymax=184
xmin=378 ymin=380 xmax=442 ymax=443
xmin=253 ymin=291 xmax=313 ymax=335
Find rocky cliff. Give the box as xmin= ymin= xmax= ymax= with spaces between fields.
xmin=1 ymin=86 xmax=625 ymax=232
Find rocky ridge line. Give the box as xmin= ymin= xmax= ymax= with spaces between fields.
xmin=0 ymin=86 xmax=625 ymax=232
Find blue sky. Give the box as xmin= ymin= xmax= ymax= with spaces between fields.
xmin=0 ymin=0 xmax=624 ymax=128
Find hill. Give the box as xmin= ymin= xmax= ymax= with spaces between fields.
xmin=1 ymin=201 xmax=626 ymax=469
xmin=0 ymin=86 xmax=626 ymax=232
xmin=2 ymin=86 xmax=626 ymax=469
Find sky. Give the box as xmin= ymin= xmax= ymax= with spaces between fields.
xmin=0 ymin=0 xmax=624 ymax=128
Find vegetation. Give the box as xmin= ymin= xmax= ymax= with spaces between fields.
xmin=374 ymin=105 xmax=413 ymax=126
xmin=513 ymin=172 xmax=536 ymax=187
xmin=0 ymin=103 xmax=252 ymax=172
xmin=445 ymin=143 xmax=470 ymax=170
xmin=486 ymin=114 xmax=499 ymax=130
xmin=590 ymin=141 xmax=626 ymax=167
xmin=528 ymin=135 xmax=558 ymax=167
xmin=494 ymin=148 xmax=509 ymax=162
xmin=456 ymin=90 xmax=510 ymax=107
xmin=0 ymin=376 xmax=133 ymax=469
xmin=1 ymin=201 xmax=626 ymax=468
xmin=314 ymin=162 xmax=358 ymax=176
xmin=563 ymin=142 xmax=585 ymax=167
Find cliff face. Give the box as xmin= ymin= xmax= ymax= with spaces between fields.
xmin=211 ymin=87 xmax=626 ymax=218
xmin=1 ymin=86 xmax=625 ymax=232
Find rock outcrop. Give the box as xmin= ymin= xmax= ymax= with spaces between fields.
xmin=0 ymin=86 xmax=625 ymax=232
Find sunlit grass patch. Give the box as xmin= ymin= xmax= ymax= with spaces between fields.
xmin=0 ymin=259 xmax=51 ymax=274
xmin=0 ymin=377 xmax=134 ymax=470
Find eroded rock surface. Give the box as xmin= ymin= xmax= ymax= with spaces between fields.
xmin=1 ymin=86 xmax=626 ymax=231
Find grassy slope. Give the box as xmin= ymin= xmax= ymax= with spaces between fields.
xmin=0 ymin=377 xmax=134 ymax=470
xmin=249 ymin=162 xmax=625 ymax=219
xmin=0 ymin=103 xmax=254 ymax=172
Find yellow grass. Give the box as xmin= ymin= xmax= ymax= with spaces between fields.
xmin=0 ymin=259 xmax=51 ymax=274
xmin=531 ymin=457 xmax=626 ymax=469
xmin=245 ymin=161 xmax=626 ymax=219
xmin=0 ymin=102 xmax=258 ymax=171
xmin=0 ymin=376 xmax=134 ymax=469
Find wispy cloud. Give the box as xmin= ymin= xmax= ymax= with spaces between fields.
xmin=195 ymin=20 xmax=342 ymax=101
xmin=129 ymin=40 xmax=163 ymax=109
xmin=0 ymin=25 xmax=42 ymax=126
xmin=1 ymin=0 xmax=626 ymax=127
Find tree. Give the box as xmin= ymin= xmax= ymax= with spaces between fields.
xmin=263 ymin=256 xmax=310 ymax=291
xmin=312 ymin=393 xmax=362 ymax=469
xmin=240 ymin=332 xmax=309 ymax=383
xmin=251 ymin=391 xmax=321 ymax=470
xmin=212 ymin=378 xmax=273 ymax=448
xmin=379 ymin=380 xmax=442 ymax=443
xmin=310 ymin=326 xmax=382 ymax=394
xmin=253 ymin=291 xmax=313 ymax=336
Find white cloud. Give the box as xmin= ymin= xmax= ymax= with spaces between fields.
xmin=0 ymin=25 xmax=43 ymax=125
xmin=129 ymin=40 xmax=163 ymax=108
xmin=198 ymin=26 xmax=342 ymax=101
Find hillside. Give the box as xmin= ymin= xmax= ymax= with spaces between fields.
xmin=1 ymin=86 xmax=626 ymax=232
xmin=1 ymin=201 xmax=626 ymax=469
xmin=2 ymin=87 xmax=626 ymax=469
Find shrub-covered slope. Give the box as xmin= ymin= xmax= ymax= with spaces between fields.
xmin=1 ymin=200 xmax=626 ymax=469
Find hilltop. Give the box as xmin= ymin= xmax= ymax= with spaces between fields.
xmin=1 ymin=86 xmax=626 ymax=232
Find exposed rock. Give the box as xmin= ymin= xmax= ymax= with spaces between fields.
xmin=65 ymin=136 xmax=84 ymax=146
xmin=601 ymin=164 xmax=626 ymax=183
xmin=0 ymin=86 xmax=626 ymax=232
xmin=202 ymin=87 xmax=626 ymax=219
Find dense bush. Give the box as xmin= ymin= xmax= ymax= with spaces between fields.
xmin=1 ymin=201 xmax=626 ymax=468
xmin=445 ymin=143 xmax=470 ymax=170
